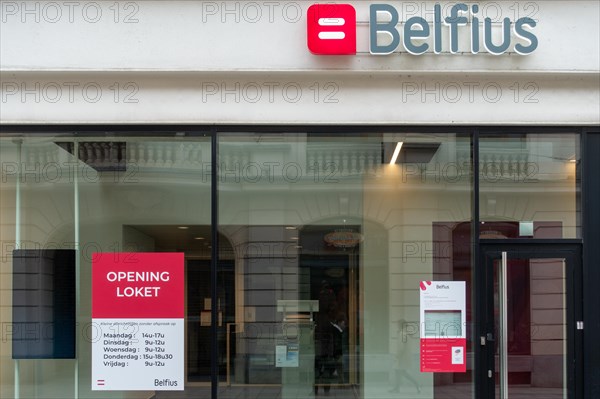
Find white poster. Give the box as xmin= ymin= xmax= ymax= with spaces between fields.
xmin=419 ymin=281 xmax=467 ymax=373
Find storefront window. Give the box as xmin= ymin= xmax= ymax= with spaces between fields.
xmin=1 ymin=135 xmax=212 ymax=399
xmin=217 ymin=132 xmax=474 ymax=399
xmin=75 ymin=136 xmax=212 ymax=395
xmin=6 ymin=131 xmax=585 ymax=398
xmin=479 ymin=133 xmax=581 ymax=239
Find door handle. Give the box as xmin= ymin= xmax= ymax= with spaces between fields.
xmin=480 ymin=333 xmax=495 ymax=345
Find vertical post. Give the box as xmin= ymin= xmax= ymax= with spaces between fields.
xmin=472 ymin=130 xmax=484 ymax=397
xmin=14 ymin=139 xmax=22 ymax=399
xmin=226 ymin=323 xmax=231 ymax=387
xmin=500 ymin=251 xmax=508 ymax=399
xmin=73 ymin=141 xmax=80 ymax=399
xmin=582 ymin=131 xmax=600 ymax=399
xmin=472 ymin=131 xmax=480 ymax=265
xmin=211 ymin=132 xmax=219 ymax=399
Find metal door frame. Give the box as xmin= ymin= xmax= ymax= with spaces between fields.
xmin=478 ymin=240 xmax=583 ymax=399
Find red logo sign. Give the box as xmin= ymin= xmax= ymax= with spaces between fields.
xmin=307 ymin=4 xmax=356 ymax=55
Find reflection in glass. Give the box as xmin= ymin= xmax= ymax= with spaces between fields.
xmin=480 ymin=134 xmax=580 ymax=239
xmin=494 ymin=257 xmax=567 ymax=399
xmin=0 ymin=133 xmax=473 ymax=399
xmin=217 ymin=133 xmax=473 ymax=399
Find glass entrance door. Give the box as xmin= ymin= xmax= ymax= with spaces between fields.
xmin=479 ymin=243 xmax=582 ymax=399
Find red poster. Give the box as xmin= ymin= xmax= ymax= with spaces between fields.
xmin=92 ymin=252 xmax=184 ymax=391
xmin=92 ymin=252 xmax=184 ymax=319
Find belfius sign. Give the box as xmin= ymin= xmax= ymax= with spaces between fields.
xmin=92 ymin=252 xmax=184 ymax=391
xmin=419 ymin=281 xmax=467 ymax=373
xmin=308 ymin=3 xmax=538 ymax=55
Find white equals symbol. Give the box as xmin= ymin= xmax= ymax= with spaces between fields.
xmin=318 ymin=18 xmax=346 ymax=40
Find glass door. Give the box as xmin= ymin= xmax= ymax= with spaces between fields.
xmin=480 ymin=243 xmax=582 ymax=399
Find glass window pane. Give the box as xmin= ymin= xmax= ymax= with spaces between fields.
xmin=75 ymin=137 xmax=212 ymax=391
xmin=1 ymin=135 xmax=212 ymax=399
xmin=217 ymin=132 xmax=473 ymax=399
xmin=2 ymin=132 xmax=474 ymax=399
xmin=479 ymin=134 xmax=580 ymax=239
xmin=0 ymin=138 xmax=77 ymax=399
xmin=494 ymin=257 xmax=567 ymax=399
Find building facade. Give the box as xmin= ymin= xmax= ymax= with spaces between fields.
xmin=1 ymin=1 xmax=599 ymax=399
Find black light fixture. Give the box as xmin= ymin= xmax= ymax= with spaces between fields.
xmin=383 ymin=142 xmax=441 ymax=164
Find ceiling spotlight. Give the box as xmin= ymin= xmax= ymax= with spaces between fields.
xmin=178 ymin=226 xmax=189 ymax=230
xmin=194 ymin=237 xmax=205 ymax=240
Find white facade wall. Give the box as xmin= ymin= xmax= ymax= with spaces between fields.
xmin=1 ymin=0 xmax=599 ymax=125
